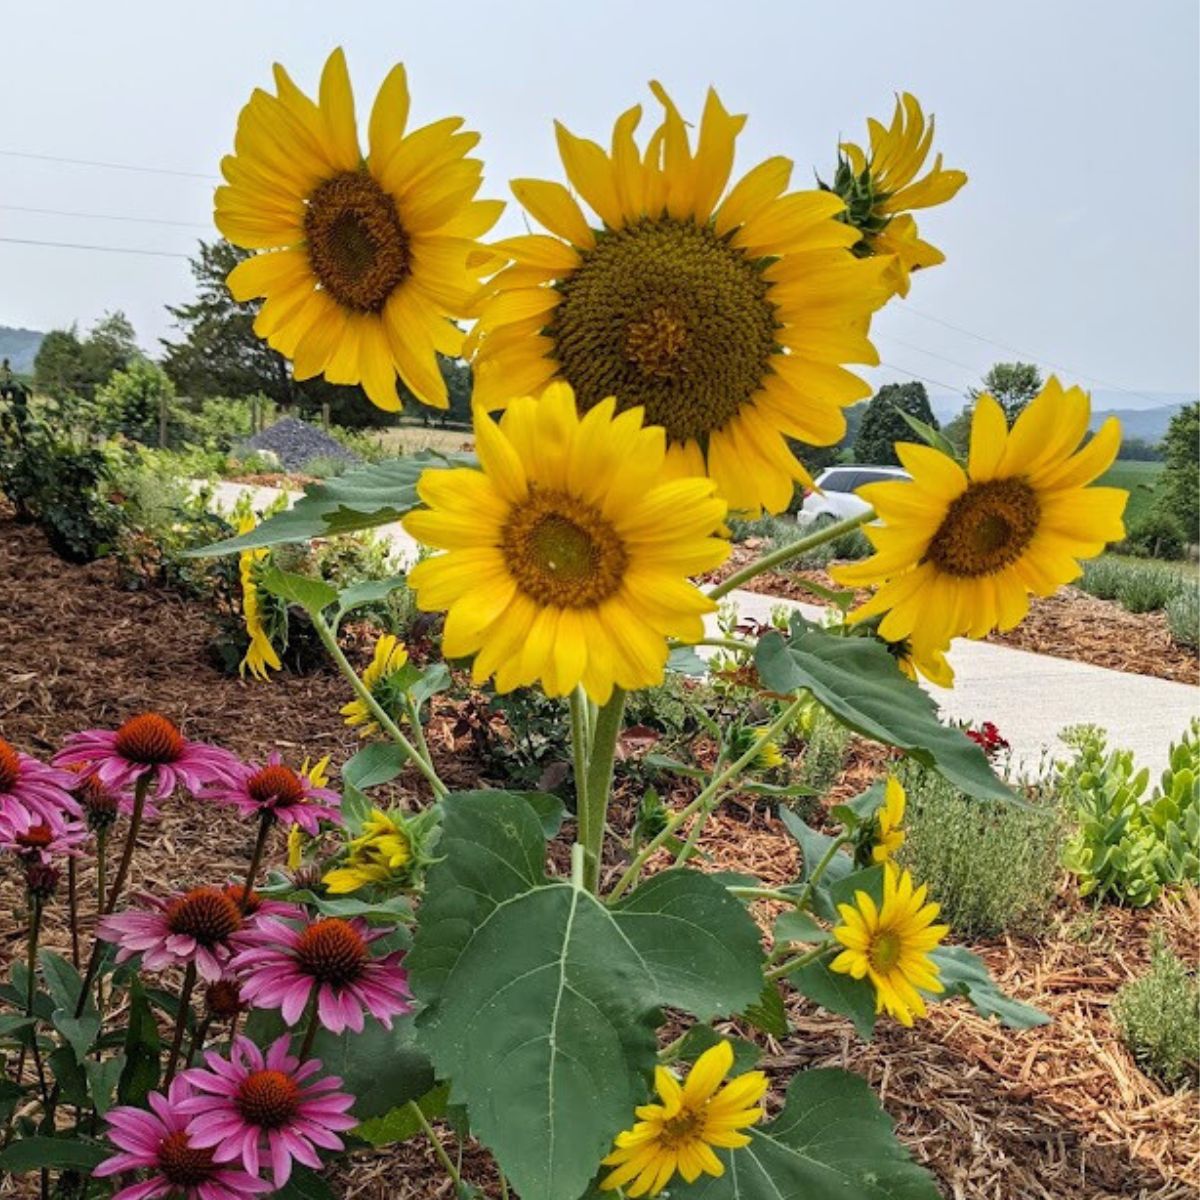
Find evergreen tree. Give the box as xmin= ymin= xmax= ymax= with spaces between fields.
xmin=1154 ymin=402 xmax=1199 ymax=542
xmin=853 ymin=382 xmax=939 ymax=465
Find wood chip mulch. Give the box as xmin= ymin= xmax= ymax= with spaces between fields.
xmin=1 ymin=512 xmax=1197 ymax=1199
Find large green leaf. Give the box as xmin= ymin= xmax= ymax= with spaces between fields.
xmin=930 ymin=945 xmax=1049 ymax=1029
xmin=259 ymin=565 xmax=338 ymax=615
xmin=755 ymin=630 xmax=1011 ymax=801
xmin=0 ymin=1135 xmax=109 ymax=1173
xmin=683 ymin=1069 xmax=939 ymax=1199
xmin=777 ymin=809 xmax=853 ymax=921
xmin=309 ymin=1016 xmax=433 ymax=1121
xmin=791 ymin=958 xmax=876 ymax=1041
xmin=118 ymin=979 xmax=160 ymax=1106
xmin=188 ymin=452 xmax=471 ymax=556
xmin=410 ymin=793 xmax=765 ymax=1200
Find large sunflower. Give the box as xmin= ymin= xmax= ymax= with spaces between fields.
xmin=833 ymin=379 xmax=1126 ymax=649
xmin=470 ymin=83 xmax=894 ymax=516
xmin=402 ymin=382 xmax=728 ymax=702
xmin=216 ymin=48 xmax=502 ymax=412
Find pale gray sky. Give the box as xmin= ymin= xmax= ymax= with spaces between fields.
xmin=1 ymin=0 xmax=1196 ymax=405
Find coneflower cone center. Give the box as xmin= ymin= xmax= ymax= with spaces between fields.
xmin=548 ymin=216 xmax=778 ymax=445
xmin=304 ymin=171 xmax=410 ymax=312
xmin=157 ymin=1131 xmax=216 ymax=1185
xmin=500 ymin=487 xmax=629 ymax=608
xmin=247 ymin=764 xmax=306 ymax=808
xmin=868 ymin=929 xmax=902 ymax=973
xmin=0 ymin=739 xmax=20 ymax=792
xmin=165 ymin=888 xmax=243 ymax=945
xmin=114 ymin=713 xmax=185 ymax=765
xmin=296 ymin=918 xmax=368 ymax=985
xmin=18 ymin=823 xmax=54 ymax=851
xmin=205 ymin=979 xmax=243 ymax=1019
xmin=236 ymin=1069 xmax=301 ymax=1129
xmin=926 ymin=478 xmax=1040 ymax=578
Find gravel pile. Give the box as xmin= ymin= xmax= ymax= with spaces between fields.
xmin=235 ymin=416 xmax=361 ymax=472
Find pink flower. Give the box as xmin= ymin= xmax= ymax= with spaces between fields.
xmin=230 ymin=915 xmax=412 ymax=1034
xmin=203 ymin=754 xmax=340 ymax=834
xmin=98 ymin=888 xmax=248 ymax=983
xmin=0 ymin=800 xmax=87 ymax=863
xmin=68 ymin=764 xmax=160 ymax=828
xmin=94 ymin=1076 xmax=271 ymax=1200
xmin=54 ymin=713 xmax=239 ymax=802
xmin=0 ymin=736 xmax=81 ymax=827
xmin=179 ymin=1035 xmax=356 ymax=1186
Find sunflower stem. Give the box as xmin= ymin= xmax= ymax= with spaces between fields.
xmin=568 ymin=687 xmax=591 ymax=853
xmin=607 ymin=695 xmax=807 ymax=903
xmin=163 ymin=961 xmax=196 ymax=1085
xmin=407 ymin=1099 xmax=463 ymax=1189
xmin=312 ymin=613 xmax=448 ymax=800
xmin=404 ymin=692 xmax=434 ymax=769
xmin=765 ymin=941 xmax=835 ymax=982
xmin=582 ymin=689 xmax=626 ymax=893
xmin=705 ymin=509 xmax=874 ymax=602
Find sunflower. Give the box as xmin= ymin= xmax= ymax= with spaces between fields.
xmin=887 ymin=631 xmax=954 ymax=688
xmin=833 ymin=379 xmax=1127 ymax=651
xmin=872 ymin=776 xmax=906 ymax=864
xmin=341 ymin=635 xmax=409 ymax=736
xmin=471 ymin=83 xmax=894 ymax=516
xmin=402 ymin=382 xmax=728 ymax=703
xmin=323 ymin=808 xmax=412 ymax=894
xmin=831 ymin=863 xmax=948 ymax=1026
xmin=237 ymin=515 xmax=281 ymax=681
xmin=600 ymin=1040 xmax=767 ymax=1196
xmin=833 ymin=92 xmax=967 ymax=296
xmin=216 ymin=48 xmax=502 ymax=412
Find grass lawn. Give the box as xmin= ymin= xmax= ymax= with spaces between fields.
xmin=1100 ymin=459 xmax=1164 ymax=525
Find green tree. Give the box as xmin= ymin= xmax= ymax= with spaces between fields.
xmin=33 ymin=313 xmax=140 ymax=402
xmin=33 ymin=326 xmax=87 ymax=400
xmin=969 ymin=361 xmax=1043 ymax=420
xmin=81 ymin=310 xmax=139 ymax=389
xmin=853 ymin=381 xmax=939 ymax=465
xmin=96 ymin=358 xmax=176 ymax=445
xmin=941 ymin=404 xmax=972 ymax=454
xmin=1154 ymin=401 xmax=1199 ymax=544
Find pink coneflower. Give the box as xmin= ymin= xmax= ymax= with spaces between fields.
xmin=54 ymin=713 xmax=239 ymax=801
xmin=68 ymin=764 xmax=159 ymax=829
xmin=94 ymin=1076 xmax=271 ymax=1200
xmin=179 ymin=1035 xmax=356 ymax=1186
xmin=98 ymin=887 xmax=246 ymax=982
xmin=0 ymin=800 xmax=87 ymax=863
xmin=0 ymin=736 xmax=81 ymax=827
xmin=203 ymin=977 xmax=247 ymax=1023
xmin=230 ymin=916 xmax=412 ymax=1034
xmin=204 ymin=754 xmax=340 ymax=834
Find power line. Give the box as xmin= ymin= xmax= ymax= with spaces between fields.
xmin=0 ymin=148 xmax=215 ymax=181
xmin=878 ymin=333 xmax=983 ymax=378
xmin=878 ymin=360 xmax=964 ymax=395
xmin=0 ymin=236 xmax=189 ymax=260
xmin=0 ymin=203 xmax=211 ymax=230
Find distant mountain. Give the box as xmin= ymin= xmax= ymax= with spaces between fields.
xmin=1086 ymin=403 xmax=1189 ymax=442
xmin=0 ymin=326 xmax=44 ymax=375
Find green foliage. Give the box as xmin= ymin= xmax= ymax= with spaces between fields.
xmin=795 ymin=708 xmax=852 ymax=797
xmin=1153 ymin=401 xmax=1199 ymax=544
xmin=33 ymin=311 xmax=139 ymax=402
xmin=1166 ymin=586 xmax=1199 ymax=649
xmin=968 ymin=361 xmax=1043 ymax=420
xmin=1115 ymin=561 xmax=1185 ymax=612
xmin=895 ymin=760 xmax=1064 ymax=937
xmin=174 ymin=393 xmax=269 ymax=453
xmin=1099 ymin=459 xmax=1164 ymax=528
xmin=1112 ymin=931 xmax=1200 ymax=1087
xmin=95 ymin=357 xmax=176 ymax=445
xmin=1078 ymin=556 xmax=1125 ymax=600
xmin=1123 ymin=508 xmax=1186 ymax=560
xmin=853 ymin=382 xmax=938 ymax=466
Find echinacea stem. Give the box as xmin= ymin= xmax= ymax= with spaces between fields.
xmin=105 ymin=773 xmax=151 ymax=914
xmin=163 ymin=961 xmax=197 ymax=1085
xmin=407 ymin=1099 xmax=463 ymax=1189
xmin=67 ymin=859 xmax=79 ymax=968
xmin=581 ymin=688 xmax=626 ymax=893
xmin=25 ymin=897 xmax=48 ymax=1104
xmin=239 ymin=813 xmax=272 ymax=910
xmin=297 ymin=1002 xmax=321 ymax=1060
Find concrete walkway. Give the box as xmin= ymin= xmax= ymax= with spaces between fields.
xmin=207 ymin=479 xmax=1198 ymax=779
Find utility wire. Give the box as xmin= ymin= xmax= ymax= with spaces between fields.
xmin=878 ymin=360 xmax=964 ymax=396
xmin=0 ymin=148 xmax=215 ymax=181
xmin=0 ymin=203 xmax=211 ymax=230
xmin=0 ymin=236 xmax=190 ymax=259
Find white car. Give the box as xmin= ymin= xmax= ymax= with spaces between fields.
xmin=796 ymin=465 xmax=911 ymax=526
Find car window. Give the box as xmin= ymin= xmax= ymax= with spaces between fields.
xmin=851 ymin=469 xmax=906 ymax=489
xmin=819 ymin=470 xmax=857 ymax=493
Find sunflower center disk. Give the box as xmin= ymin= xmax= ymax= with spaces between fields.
xmin=0 ymin=739 xmax=20 ymax=792
xmin=165 ymin=888 xmax=244 ymax=946
xmin=304 ymin=171 xmax=411 ymax=312
xmin=660 ymin=1109 xmax=704 ymax=1148
xmin=236 ymin=1069 xmax=302 ymax=1129
xmin=926 ymin=478 xmax=1041 ymax=578
xmin=296 ymin=918 xmax=368 ymax=985
xmin=500 ymin=488 xmax=629 ymax=608
xmin=868 ymin=930 xmax=902 ymax=973
xmin=157 ymin=1131 xmax=216 ymax=1186
xmin=548 ymin=217 xmax=778 ymax=445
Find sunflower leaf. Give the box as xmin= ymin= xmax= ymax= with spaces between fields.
xmin=929 ymin=945 xmax=1049 ymax=1029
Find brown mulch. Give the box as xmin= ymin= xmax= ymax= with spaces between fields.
xmin=2 ymin=512 xmax=1198 ymax=1199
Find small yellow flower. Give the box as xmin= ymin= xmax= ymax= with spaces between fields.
xmin=340 ymin=635 xmax=409 ymax=736
xmin=322 ymin=808 xmax=412 ymax=894
xmin=752 ymin=730 xmax=785 ymax=771
xmin=831 ymin=864 xmax=949 ymax=1027
xmin=286 ymin=826 xmax=306 ymax=871
xmin=600 ymin=1041 xmax=767 ymax=1197
xmin=237 ymin=514 xmax=281 ymax=682
xmin=872 ymin=776 xmax=906 ymax=864
xmin=300 ymin=754 xmax=332 ymax=790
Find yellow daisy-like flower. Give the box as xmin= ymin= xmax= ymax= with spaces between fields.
xmin=752 ymin=730 xmax=785 ymax=771
xmin=837 ymin=92 xmax=967 ymax=296
xmin=833 ymin=379 xmax=1127 ymax=652
xmin=237 ymin=515 xmax=282 ymax=682
xmin=216 ymin=48 xmax=502 ymax=412
xmin=323 ymin=808 xmax=412 ymax=894
xmin=340 ymin=634 xmax=409 ymax=736
xmin=831 ymin=863 xmax=949 ymax=1027
xmin=403 ymin=382 xmax=728 ymax=703
xmin=600 ymin=1041 xmax=767 ymax=1197
xmin=286 ymin=825 xmax=307 ymax=872
xmin=872 ymin=776 xmax=906 ymax=864
xmin=300 ymin=753 xmax=333 ymax=789
xmin=471 ymin=83 xmax=894 ymax=516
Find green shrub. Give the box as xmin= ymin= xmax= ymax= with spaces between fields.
xmin=896 ymin=760 xmax=1065 ymax=937
xmin=1113 ymin=931 xmax=1200 ymax=1086
xmin=95 ymin=358 xmax=176 ymax=445
xmin=1079 ymin=556 xmax=1126 ymax=600
xmin=1123 ymin=508 xmax=1186 ymax=560
xmin=796 ymin=708 xmax=852 ymax=795
xmin=174 ymin=394 xmax=266 ymax=452
xmin=1116 ymin=562 xmax=1184 ymax=613
xmin=1166 ymin=587 xmax=1199 ymax=649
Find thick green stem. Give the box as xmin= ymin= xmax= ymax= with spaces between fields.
xmin=312 ymin=614 xmax=447 ymax=799
xmin=765 ymin=942 xmax=835 ymax=982
xmin=568 ymin=687 xmax=591 ymax=855
xmin=581 ymin=689 xmax=625 ymax=892
xmin=608 ymin=696 xmax=807 ymax=903
xmin=404 ymin=692 xmax=434 ymax=768
xmin=408 ymin=1099 xmax=463 ymax=1189
xmin=163 ymin=962 xmax=197 ymax=1085
xmin=706 ymin=510 xmax=874 ymax=602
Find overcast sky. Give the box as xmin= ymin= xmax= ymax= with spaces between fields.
xmin=1 ymin=0 xmax=1196 ymax=405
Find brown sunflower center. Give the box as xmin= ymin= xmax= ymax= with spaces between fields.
xmin=114 ymin=713 xmax=185 ymax=765
xmin=165 ymin=887 xmax=243 ymax=946
xmin=236 ymin=1069 xmax=301 ymax=1129
xmin=547 ymin=216 xmax=778 ymax=445
xmin=660 ymin=1108 xmax=704 ymax=1148
xmin=247 ymin=764 xmax=306 ymax=809
xmin=295 ymin=918 xmax=368 ymax=985
xmin=500 ymin=486 xmax=629 ymax=608
xmin=926 ymin=478 xmax=1041 ymax=578
xmin=0 ymin=739 xmax=20 ymax=793
xmin=304 ymin=171 xmax=410 ymax=312
xmin=157 ymin=1131 xmax=216 ymax=1186
xmin=868 ymin=930 xmax=902 ymax=974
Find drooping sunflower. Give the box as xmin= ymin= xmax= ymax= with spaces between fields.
xmin=600 ymin=1040 xmax=767 ymax=1196
xmin=216 ymin=48 xmax=502 ymax=412
xmin=402 ymin=382 xmax=728 ymax=703
xmin=833 ymin=379 xmax=1127 ymax=651
xmin=872 ymin=776 xmax=907 ymax=864
xmin=341 ymin=634 xmax=409 ymax=736
xmin=471 ymin=83 xmax=895 ymax=516
xmin=323 ymin=808 xmax=413 ymax=894
xmin=831 ymin=863 xmax=949 ymax=1027
xmin=832 ymin=92 xmax=967 ymax=296
xmin=237 ymin=515 xmax=281 ymax=682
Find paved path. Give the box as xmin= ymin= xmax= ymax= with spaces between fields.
xmin=207 ymin=480 xmax=1198 ymax=779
